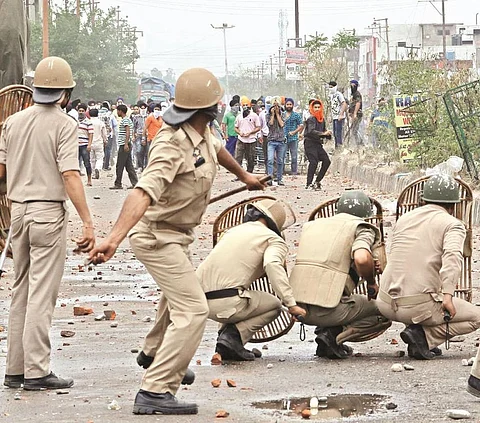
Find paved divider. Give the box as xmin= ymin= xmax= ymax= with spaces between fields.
xmin=330 ymin=153 xmax=480 ymax=226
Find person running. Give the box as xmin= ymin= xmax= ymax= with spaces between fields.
xmin=303 ymin=99 xmax=332 ymax=190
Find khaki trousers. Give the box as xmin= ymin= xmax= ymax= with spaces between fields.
xmin=377 ymin=296 xmax=480 ymax=349
xmin=207 ymin=291 xmax=282 ymax=344
xmin=300 ymin=294 xmax=382 ymax=333
xmin=6 ymin=201 xmax=67 ymax=378
xmin=130 ymin=225 xmax=208 ymax=395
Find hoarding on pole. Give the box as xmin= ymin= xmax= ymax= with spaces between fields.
xmin=393 ymin=94 xmax=421 ymax=163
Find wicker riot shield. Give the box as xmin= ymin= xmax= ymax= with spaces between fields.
xmin=0 ymin=84 xmax=33 ymax=254
xmin=396 ymin=176 xmax=473 ymax=301
xmin=212 ymin=195 xmax=295 ymax=342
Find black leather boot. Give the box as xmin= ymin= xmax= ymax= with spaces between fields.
xmin=314 ymin=327 xmax=349 ymax=359
xmin=215 ymin=324 xmax=255 ymax=361
xmin=133 ymin=390 xmax=198 ymax=415
xmin=24 ymin=372 xmax=74 ymax=390
xmin=400 ymin=325 xmax=435 ymax=360
xmin=3 ymin=374 xmax=24 ymax=388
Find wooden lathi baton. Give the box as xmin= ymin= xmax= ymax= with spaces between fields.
xmin=209 ymin=175 xmax=272 ymax=205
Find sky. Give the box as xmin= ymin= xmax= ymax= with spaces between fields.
xmin=80 ymin=0 xmax=480 ymax=78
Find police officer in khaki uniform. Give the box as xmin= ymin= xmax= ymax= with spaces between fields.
xmin=377 ymin=175 xmax=480 ymax=362
xmin=289 ymin=191 xmax=391 ymax=359
xmin=196 ymin=199 xmax=306 ymax=361
xmin=0 ymin=57 xmax=95 ymax=390
xmin=89 ymin=68 xmax=265 ymax=416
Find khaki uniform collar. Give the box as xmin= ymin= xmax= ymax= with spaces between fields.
xmin=182 ymin=122 xmax=205 ymax=148
xmin=424 ymin=203 xmax=451 ymax=213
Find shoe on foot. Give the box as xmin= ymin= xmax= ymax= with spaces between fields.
xmin=24 ymin=372 xmax=74 ymax=391
xmin=136 ymin=352 xmax=195 ymax=385
xmin=133 ymin=390 xmax=198 ymax=415
xmin=277 ymin=180 xmax=285 ymax=186
xmin=4 ymin=374 xmax=24 ymax=388
xmin=305 ymin=183 xmax=314 ymax=190
xmin=109 ymin=185 xmax=123 ymax=190
xmin=313 ymin=181 xmax=322 ymax=191
xmin=215 ymin=324 xmax=255 ymax=361
xmin=400 ymin=324 xmax=435 ymax=360
xmin=467 ymin=375 xmax=480 ymax=398
xmin=407 ymin=345 xmax=442 ymax=358
xmin=314 ymin=327 xmax=348 ymax=359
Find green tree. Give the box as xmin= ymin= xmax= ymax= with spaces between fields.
xmin=30 ymin=1 xmax=140 ymax=103
xmin=380 ymin=58 xmax=471 ymax=170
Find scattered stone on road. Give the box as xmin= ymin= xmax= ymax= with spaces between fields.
xmin=445 ymin=409 xmax=471 ymax=419
xmin=215 ymin=410 xmax=229 ymax=418
xmin=60 ymin=330 xmax=75 ymax=338
xmin=391 ymin=363 xmax=403 ymax=372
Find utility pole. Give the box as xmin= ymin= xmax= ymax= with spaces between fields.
xmin=122 ymin=27 xmax=143 ymax=74
xmin=373 ymin=18 xmax=390 ymax=63
xmin=441 ymin=0 xmax=446 ymax=60
xmin=76 ymin=0 xmax=80 ymax=16
xmin=278 ymin=49 xmax=284 ymax=78
xmin=89 ymin=0 xmax=100 ymax=26
xmin=294 ymin=0 xmax=300 ymax=47
xmin=419 ymin=0 xmax=447 ymax=60
xmin=42 ymin=0 xmax=49 ymax=57
xmin=116 ymin=6 xmax=121 ymax=28
xmin=270 ymin=55 xmax=273 ymax=80
xmin=211 ymin=23 xmax=235 ymax=98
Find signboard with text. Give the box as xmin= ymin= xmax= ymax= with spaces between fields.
xmin=393 ymin=94 xmax=421 ymax=163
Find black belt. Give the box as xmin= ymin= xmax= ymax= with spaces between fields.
xmin=12 ymin=200 xmax=64 ymax=204
xmin=205 ymin=288 xmax=239 ymax=300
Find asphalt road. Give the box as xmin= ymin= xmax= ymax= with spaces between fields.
xmin=1 ymin=163 xmax=480 ymax=423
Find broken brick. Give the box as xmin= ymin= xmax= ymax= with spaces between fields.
xmin=103 ymin=310 xmax=116 ymax=320
xmin=211 ymin=353 xmax=222 ymax=366
xmin=60 ymin=330 xmax=75 ymax=338
xmin=211 ymin=379 xmax=221 ymax=388
xmin=215 ymin=410 xmax=229 ymax=418
xmin=73 ymin=306 xmax=93 ymax=316
xmin=226 ymin=379 xmax=236 ymax=388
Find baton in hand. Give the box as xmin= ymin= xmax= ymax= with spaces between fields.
xmin=209 ymin=175 xmax=272 ymax=205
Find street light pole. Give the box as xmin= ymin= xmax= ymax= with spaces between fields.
xmin=211 ymin=23 xmax=235 ymax=99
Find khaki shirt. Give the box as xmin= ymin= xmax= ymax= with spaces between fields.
xmin=382 ymin=204 xmax=466 ymax=296
xmin=0 ymin=104 xmax=79 ymax=202
xmin=197 ymin=221 xmax=296 ymax=308
xmin=135 ymin=122 xmax=221 ymax=231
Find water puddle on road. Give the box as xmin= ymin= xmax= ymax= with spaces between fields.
xmin=253 ymin=394 xmax=389 ymax=420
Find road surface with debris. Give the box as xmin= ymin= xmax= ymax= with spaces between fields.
xmin=1 ymin=165 xmax=480 ymax=423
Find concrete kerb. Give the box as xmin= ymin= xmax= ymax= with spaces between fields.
xmin=330 ymin=154 xmax=480 ymax=226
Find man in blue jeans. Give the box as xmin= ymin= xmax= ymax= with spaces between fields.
xmin=266 ymin=100 xmax=286 ymax=186
xmin=328 ymin=81 xmax=347 ymax=149
xmin=283 ymin=98 xmax=304 ymax=175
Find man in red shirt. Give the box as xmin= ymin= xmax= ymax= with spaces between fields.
xmin=143 ymin=104 xmax=163 ymax=166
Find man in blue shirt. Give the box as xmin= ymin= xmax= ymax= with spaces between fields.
xmin=283 ymin=98 xmax=304 ymax=175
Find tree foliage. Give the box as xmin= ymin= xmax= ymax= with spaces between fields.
xmin=30 ymin=1 xmax=139 ymax=103
xmin=302 ymin=31 xmax=358 ymax=106
xmin=380 ymin=59 xmax=472 ymax=169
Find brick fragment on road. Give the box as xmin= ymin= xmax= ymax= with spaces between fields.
xmin=74 ymin=306 xmax=94 ymax=316
xmin=211 ymin=379 xmax=221 ymax=388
